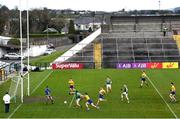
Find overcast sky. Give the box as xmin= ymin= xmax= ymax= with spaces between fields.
xmin=0 ymin=0 xmax=179 ymax=11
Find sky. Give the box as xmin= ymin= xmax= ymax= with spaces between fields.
xmin=0 ymin=0 xmax=179 ymax=11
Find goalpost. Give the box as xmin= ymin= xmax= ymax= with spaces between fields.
xmin=9 ymin=71 xmax=29 ymax=103
xmin=18 ymin=0 xmax=30 ymax=103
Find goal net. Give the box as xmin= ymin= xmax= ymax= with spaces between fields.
xmin=9 ymin=71 xmax=29 ymax=103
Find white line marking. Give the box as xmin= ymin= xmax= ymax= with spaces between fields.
xmin=146 ymin=75 xmax=178 ymax=119
xmin=31 ymin=70 xmax=53 ymax=94
xmin=8 ymin=70 xmax=53 ymax=118
xmin=8 ymin=104 xmax=22 ymax=119
xmin=68 ymin=94 xmax=75 ymax=108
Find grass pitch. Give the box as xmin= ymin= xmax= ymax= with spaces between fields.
xmin=0 ymin=69 xmax=180 ymax=118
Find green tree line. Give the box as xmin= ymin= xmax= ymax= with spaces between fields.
xmin=0 ymin=5 xmax=66 ymax=37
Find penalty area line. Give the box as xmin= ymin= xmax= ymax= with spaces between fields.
xmin=31 ymin=70 xmax=53 ymax=94
xmin=146 ymin=75 xmax=178 ymax=119
xmin=8 ymin=70 xmax=53 ymax=118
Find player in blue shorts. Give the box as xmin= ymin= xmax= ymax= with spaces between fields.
xmin=96 ymin=87 xmax=106 ymax=106
xmin=84 ymin=92 xmax=99 ymax=110
xmin=45 ymin=86 xmax=54 ymax=104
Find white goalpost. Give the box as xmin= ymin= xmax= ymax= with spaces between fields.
xmin=9 ymin=71 xmax=28 ymax=103
xmin=18 ymin=0 xmax=30 ymax=103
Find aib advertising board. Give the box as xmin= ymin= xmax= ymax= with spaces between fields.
xmin=117 ymin=62 xmax=178 ymax=69
xmin=52 ymin=63 xmax=84 ymax=69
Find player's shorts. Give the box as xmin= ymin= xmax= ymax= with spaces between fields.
xmin=46 ymin=95 xmax=52 ymax=99
xmin=106 ymin=84 xmax=111 ymax=89
xmin=76 ymin=98 xmax=81 ymax=103
xmin=141 ymin=78 xmax=146 ymax=81
xmin=122 ymin=92 xmax=128 ymax=97
xmin=171 ymin=91 xmax=176 ymax=95
xmin=87 ymin=99 xmax=93 ymax=104
xmin=99 ymin=94 xmax=104 ymax=101
xmin=69 ymin=85 xmax=74 ymax=89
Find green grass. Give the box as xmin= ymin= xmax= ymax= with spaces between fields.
xmin=28 ymin=51 xmax=65 ymax=66
xmin=0 ymin=69 xmax=180 ymax=118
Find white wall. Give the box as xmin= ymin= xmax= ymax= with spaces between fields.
xmin=0 ymin=48 xmax=7 ymax=58
xmin=0 ymin=45 xmax=47 ymax=58
xmin=0 ymin=36 xmax=11 ymax=45
xmin=23 ymin=45 xmax=47 ymax=57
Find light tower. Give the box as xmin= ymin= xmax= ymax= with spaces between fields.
xmin=158 ymin=0 xmax=161 ymax=11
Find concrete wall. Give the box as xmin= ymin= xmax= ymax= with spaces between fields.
xmin=0 ymin=36 xmax=11 ymax=45
xmin=0 ymin=48 xmax=7 ymax=58
xmin=23 ymin=45 xmax=47 ymax=57
xmin=0 ymin=45 xmax=47 ymax=58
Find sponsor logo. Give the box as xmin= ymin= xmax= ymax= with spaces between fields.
xmin=117 ymin=63 xmax=132 ymax=69
xmin=52 ymin=63 xmax=84 ymax=69
xmin=147 ymin=63 xmax=162 ymax=69
xmin=162 ymin=62 xmax=179 ymax=69
xmin=132 ymin=63 xmax=147 ymax=68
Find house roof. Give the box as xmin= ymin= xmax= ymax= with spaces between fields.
xmin=43 ymin=28 xmax=59 ymax=33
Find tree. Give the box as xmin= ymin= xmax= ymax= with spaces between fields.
xmin=7 ymin=38 xmax=20 ymax=45
xmin=68 ymin=20 xmax=75 ymax=34
xmin=91 ymin=11 xmax=95 ymax=31
xmin=0 ymin=5 xmax=9 ymax=34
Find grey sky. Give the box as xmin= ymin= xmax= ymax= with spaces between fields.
xmin=0 ymin=0 xmax=179 ymax=11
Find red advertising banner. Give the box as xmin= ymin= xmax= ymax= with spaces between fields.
xmin=52 ymin=63 xmax=84 ymax=69
xmin=147 ymin=62 xmax=162 ymax=69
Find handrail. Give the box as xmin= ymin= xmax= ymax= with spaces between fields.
xmin=52 ymin=28 xmax=101 ymax=64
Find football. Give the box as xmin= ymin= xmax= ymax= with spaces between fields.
xmin=64 ymin=100 xmax=67 ymax=104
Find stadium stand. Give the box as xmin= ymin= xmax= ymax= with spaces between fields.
xmin=54 ymin=15 xmax=180 ymax=68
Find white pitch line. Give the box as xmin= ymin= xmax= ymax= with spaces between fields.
xmin=146 ymin=75 xmax=178 ymax=119
xmin=8 ymin=104 xmax=22 ymax=119
xmin=8 ymin=70 xmax=53 ymax=119
xmin=31 ymin=70 xmax=53 ymax=94
xmin=68 ymin=94 xmax=76 ymax=108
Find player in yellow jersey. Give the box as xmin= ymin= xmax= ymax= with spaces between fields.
xmin=169 ymin=82 xmax=176 ymax=102
xmin=140 ymin=70 xmax=149 ymax=88
xmin=68 ymin=78 xmax=75 ymax=95
xmin=84 ymin=92 xmax=99 ymax=111
xmin=96 ymin=87 xmax=106 ymax=106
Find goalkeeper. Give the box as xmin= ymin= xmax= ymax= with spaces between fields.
xmin=45 ymin=86 xmax=54 ymax=104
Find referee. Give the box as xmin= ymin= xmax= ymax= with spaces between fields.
xmin=3 ymin=92 xmax=10 ymax=113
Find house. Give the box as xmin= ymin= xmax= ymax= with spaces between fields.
xmin=0 ymin=36 xmax=12 ymax=58
xmin=74 ymin=17 xmax=104 ymax=31
xmin=0 ymin=36 xmax=11 ymax=45
xmin=61 ymin=26 xmax=69 ymax=34
xmin=43 ymin=28 xmax=59 ymax=33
